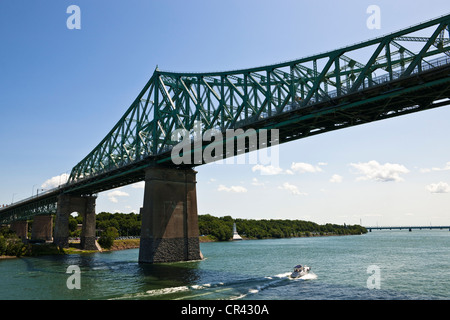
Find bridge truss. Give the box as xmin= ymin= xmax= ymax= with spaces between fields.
xmin=1 ymin=14 xmax=450 ymax=223
xmin=68 ymin=14 xmax=450 ymax=186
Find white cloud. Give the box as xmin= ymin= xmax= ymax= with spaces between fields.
xmin=252 ymin=164 xmax=284 ymax=175
xmin=278 ymin=182 xmax=307 ymax=196
xmin=330 ymin=174 xmax=343 ymax=183
xmin=350 ymin=160 xmax=409 ymax=182
xmin=290 ymin=162 xmax=323 ymax=173
xmin=420 ymin=162 xmax=450 ymax=173
xmin=426 ymin=182 xmax=450 ymax=194
xmin=251 ymin=162 xmax=324 ymax=176
xmin=107 ymin=190 xmax=130 ymax=203
xmin=217 ymin=184 xmax=248 ymax=193
xmin=41 ymin=173 xmax=70 ymax=189
xmin=251 ymin=178 xmax=265 ymax=186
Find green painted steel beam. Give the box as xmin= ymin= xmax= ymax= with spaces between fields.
xmin=61 ymin=13 xmax=449 ymax=185
xmin=2 ymin=14 xmax=450 ymax=224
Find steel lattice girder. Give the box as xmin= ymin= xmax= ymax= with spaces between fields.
xmin=66 ymin=14 xmax=450 ymax=186
xmin=2 ymin=14 xmax=450 ymax=223
xmin=0 ymin=196 xmax=57 ymax=224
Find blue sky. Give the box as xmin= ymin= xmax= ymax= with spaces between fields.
xmin=1 ymin=1 xmax=450 ymax=226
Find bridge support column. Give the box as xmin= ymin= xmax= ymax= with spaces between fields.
xmin=80 ymin=197 xmax=97 ymax=250
xmin=31 ymin=215 xmax=53 ymax=242
xmin=139 ymin=167 xmax=202 ymax=263
xmin=10 ymin=220 xmax=28 ymax=240
xmin=54 ymin=195 xmax=71 ymax=248
xmin=54 ymin=194 xmax=97 ymax=250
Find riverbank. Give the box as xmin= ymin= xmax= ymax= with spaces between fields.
xmin=1 ymin=232 xmax=366 ymax=259
xmin=109 ymin=238 xmax=140 ymax=251
xmin=0 ymin=239 xmax=141 ymax=259
xmin=64 ymin=239 xmax=140 ymax=254
xmin=198 ymin=214 xmax=367 ymax=241
xmin=199 ymin=230 xmax=363 ymax=243
xmin=0 ymin=255 xmax=17 ymax=259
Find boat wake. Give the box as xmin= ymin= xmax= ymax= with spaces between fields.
xmin=110 ymin=270 xmax=317 ymax=300
xmin=296 ymin=271 xmax=318 ymax=280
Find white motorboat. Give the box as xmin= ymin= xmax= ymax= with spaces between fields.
xmin=290 ymin=265 xmax=311 ymax=279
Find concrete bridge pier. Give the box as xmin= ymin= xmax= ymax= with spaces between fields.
xmin=54 ymin=194 xmax=97 ymax=250
xmin=10 ymin=220 xmax=28 ymax=240
xmin=139 ymin=167 xmax=202 ymax=263
xmin=80 ymin=197 xmax=97 ymax=250
xmin=31 ymin=215 xmax=53 ymax=242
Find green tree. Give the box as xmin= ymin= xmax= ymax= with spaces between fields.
xmin=0 ymin=235 xmax=6 ymax=255
xmin=198 ymin=214 xmax=367 ymax=241
xmin=68 ymin=216 xmax=78 ymax=235
xmin=98 ymin=227 xmax=119 ymax=249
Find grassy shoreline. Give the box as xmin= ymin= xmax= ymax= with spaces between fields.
xmin=1 ymin=232 xmax=365 ymax=259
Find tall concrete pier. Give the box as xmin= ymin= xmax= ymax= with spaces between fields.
xmin=10 ymin=220 xmax=28 ymax=240
xmin=139 ymin=167 xmax=202 ymax=263
xmin=31 ymin=215 xmax=53 ymax=242
xmin=54 ymin=194 xmax=97 ymax=250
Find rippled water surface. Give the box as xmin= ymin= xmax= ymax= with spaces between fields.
xmin=1 ymin=230 xmax=450 ymax=300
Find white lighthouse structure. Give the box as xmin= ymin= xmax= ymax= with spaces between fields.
xmin=232 ymin=222 xmax=243 ymax=240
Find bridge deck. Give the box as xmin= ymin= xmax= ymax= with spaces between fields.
xmin=2 ymin=14 xmax=450 ymax=223
xmin=366 ymin=226 xmax=450 ymax=231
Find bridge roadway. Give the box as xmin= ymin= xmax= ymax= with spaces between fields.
xmin=1 ymin=14 xmax=450 ymax=263
xmin=366 ymin=226 xmax=450 ymax=231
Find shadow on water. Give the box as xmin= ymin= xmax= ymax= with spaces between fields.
xmin=2 ymin=249 xmax=207 ymax=300
xmin=136 ymin=260 xmax=203 ymax=283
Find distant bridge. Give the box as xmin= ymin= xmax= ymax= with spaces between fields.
xmin=366 ymin=226 xmax=450 ymax=232
xmin=2 ymin=14 xmax=450 ymax=263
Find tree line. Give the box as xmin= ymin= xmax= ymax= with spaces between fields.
xmin=70 ymin=212 xmax=141 ymax=249
xmin=0 ymin=227 xmax=26 ymax=256
xmin=71 ymin=212 xmax=367 ymax=241
xmin=68 ymin=211 xmax=141 ymax=237
xmin=1 ymin=212 xmax=367 ymax=256
xmin=198 ymin=214 xmax=367 ymax=241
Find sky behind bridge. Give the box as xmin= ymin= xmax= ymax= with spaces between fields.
xmin=1 ymin=0 xmax=450 ymax=226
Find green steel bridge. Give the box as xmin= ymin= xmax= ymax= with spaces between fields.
xmin=366 ymin=226 xmax=450 ymax=231
xmin=2 ymin=14 xmax=450 ymax=225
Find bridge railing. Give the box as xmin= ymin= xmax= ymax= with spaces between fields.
xmin=0 ymin=185 xmax=62 ymax=212
xmin=366 ymin=226 xmax=450 ymax=230
xmin=3 ymin=14 xmax=450 ymax=213
xmin=67 ymin=24 xmax=450 ymax=185
xmin=310 ymin=54 xmax=450 ymax=104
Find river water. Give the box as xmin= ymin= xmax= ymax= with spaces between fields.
xmin=1 ymin=230 xmax=450 ymax=300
